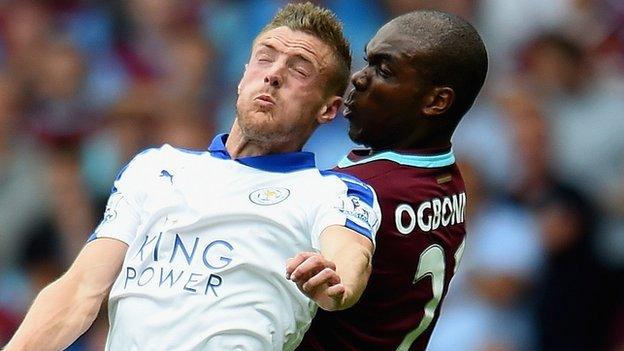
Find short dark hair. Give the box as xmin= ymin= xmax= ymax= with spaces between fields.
xmin=257 ymin=2 xmax=352 ymax=97
xmin=393 ymin=10 xmax=488 ymax=120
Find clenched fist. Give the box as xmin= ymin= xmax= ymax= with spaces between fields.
xmin=286 ymin=252 xmax=345 ymax=311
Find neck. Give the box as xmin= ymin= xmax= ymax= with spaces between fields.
xmin=225 ymin=120 xmax=305 ymax=158
xmin=371 ymin=137 xmax=452 ymax=154
xmin=371 ymin=120 xmax=454 ymax=153
xmin=225 ymin=121 xmax=269 ymax=158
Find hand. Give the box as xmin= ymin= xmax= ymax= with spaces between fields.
xmin=285 ymin=252 xmax=346 ymax=311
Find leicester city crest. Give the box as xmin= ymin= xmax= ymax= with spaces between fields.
xmin=249 ymin=187 xmax=291 ymax=205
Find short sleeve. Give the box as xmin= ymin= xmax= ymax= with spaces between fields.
xmin=88 ymin=149 xmax=156 ymax=245
xmin=311 ymin=171 xmax=381 ymax=250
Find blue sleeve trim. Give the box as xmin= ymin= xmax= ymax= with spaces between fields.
xmin=345 ymin=219 xmax=374 ymax=240
xmin=320 ymin=170 xmax=375 ymax=207
xmin=320 ymin=170 xmax=377 ymax=241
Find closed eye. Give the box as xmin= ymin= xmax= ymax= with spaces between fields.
xmin=364 ymin=55 xmax=392 ymax=78
xmin=257 ymin=54 xmax=273 ymax=62
xmin=291 ymin=67 xmax=310 ymax=78
xmin=378 ymin=64 xmax=392 ymax=78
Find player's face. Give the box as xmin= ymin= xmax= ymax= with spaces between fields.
xmin=236 ymin=26 xmax=338 ymax=147
xmin=344 ymin=24 xmax=430 ymax=150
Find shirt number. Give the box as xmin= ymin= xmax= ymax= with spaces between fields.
xmin=396 ymin=239 xmax=465 ymax=351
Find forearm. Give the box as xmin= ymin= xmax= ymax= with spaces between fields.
xmin=5 ymin=275 xmax=105 ymax=351
xmin=326 ymin=238 xmax=372 ymax=310
xmin=287 ymin=227 xmax=375 ymax=311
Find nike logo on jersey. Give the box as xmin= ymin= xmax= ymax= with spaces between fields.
xmin=160 ymin=170 xmax=174 ymax=184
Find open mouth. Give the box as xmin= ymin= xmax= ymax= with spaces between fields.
xmin=343 ymin=104 xmax=354 ymax=118
xmin=343 ymin=89 xmax=356 ymax=118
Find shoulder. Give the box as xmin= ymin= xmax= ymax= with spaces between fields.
xmin=129 ymin=144 xmax=208 ymax=166
xmin=319 ymin=170 xmax=374 ymax=192
xmin=337 ymin=148 xmax=457 ymax=179
xmin=116 ymin=144 xmax=205 ymax=181
xmin=318 ymin=170 xmax=377 ymax=205
xmin=293 ymin=169 xmax=378 ymax=208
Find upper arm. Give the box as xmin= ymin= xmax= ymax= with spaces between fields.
xmin=64 ymin=238 xmax=128 ymax=295
xmin=319 ymin=225 xmax=374 ymax=262
xmin=311 ymin=171 xmax=382 ymax=250
xmin=3 ymin=238 xmax=127 ymax=351
xmin=89 ymin=148 xmax=160 ymax=245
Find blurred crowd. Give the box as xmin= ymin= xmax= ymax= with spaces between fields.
xmin=0 ymin=0 xmax=623 ymax=350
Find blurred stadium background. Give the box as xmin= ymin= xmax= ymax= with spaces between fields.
xmin=0 ymin=0 xmax=623 ymax=350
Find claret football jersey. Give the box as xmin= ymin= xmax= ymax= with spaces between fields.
xmin=90 ymin=134 xmax=381 ymax=351
xmin=299 ymin=147 xmax=466 ymax=351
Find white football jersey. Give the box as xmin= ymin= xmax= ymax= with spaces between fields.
xmin=90 ymin=134 xmax=381 ymax=351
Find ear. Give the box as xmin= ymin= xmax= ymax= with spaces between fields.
xmin=317 ymin=96 xmax=342 ymax=124
xmin=422 ymin=87 xmax=454 ymax=116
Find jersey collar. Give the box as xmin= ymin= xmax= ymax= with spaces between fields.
xmin=208 ymin=134 xmax=316 ymax=173
xmin=337 ymin=147 xmax=455 ymax=169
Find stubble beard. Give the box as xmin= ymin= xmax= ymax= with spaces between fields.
xmin=235 ymin=107 xmax=291 ymax=148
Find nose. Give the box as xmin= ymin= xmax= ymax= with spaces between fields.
xmin=351 ymin=68 xmax=368 ymax=91
xmin=264 ymin=66 xmax=284 ymax=88
xmin=264 ymin=74 xmax=281 ymax=88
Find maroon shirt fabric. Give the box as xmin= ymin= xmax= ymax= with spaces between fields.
xmin=298 ymin=148 xmax=467 ymax=351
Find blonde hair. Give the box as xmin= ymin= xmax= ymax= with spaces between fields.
xmin=258 ymin=2 xmax=351 ymax=97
